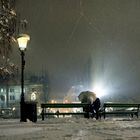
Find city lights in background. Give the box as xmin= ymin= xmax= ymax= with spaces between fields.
xmin=51 ymin=100 xmax=57 ymax=103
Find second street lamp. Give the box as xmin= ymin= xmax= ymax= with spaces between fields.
xmin=17 ymin=34 xmax=30 ymax=122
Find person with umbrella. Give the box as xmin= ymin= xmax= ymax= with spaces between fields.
xmin=78 ymin=91 xmax=101 ymax=119
xmin=78 ymin=91 xmax=93 ymax=118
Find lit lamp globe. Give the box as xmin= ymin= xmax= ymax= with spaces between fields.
xmin=17 ymin=34 xmax=30 ymax=51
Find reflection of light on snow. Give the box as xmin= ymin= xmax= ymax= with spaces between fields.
xmin=73 ymin=108 xmax=82 ymax=113
xmin=37 ymin=107 xmax=42 ymax=115
xmin=105 ymin=107 xmax=113 ymax=112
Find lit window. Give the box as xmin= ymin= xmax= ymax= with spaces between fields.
xmin=0 ymin=95 xmax=5 ymax=101
xmin=10 ymin=95 xmax=15 ymax=100
xmin=1 ymin=88 xmax=4 ymax=92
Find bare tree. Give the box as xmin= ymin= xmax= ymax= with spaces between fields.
xmin=0 ymin=0 xmax=17 ymax=107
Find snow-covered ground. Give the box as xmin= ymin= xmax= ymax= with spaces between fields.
xmin=0 ymin=117 xmax=140 ymax=140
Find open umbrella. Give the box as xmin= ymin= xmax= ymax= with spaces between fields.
xmin=78 ymin=91 xmax=96 ymax=103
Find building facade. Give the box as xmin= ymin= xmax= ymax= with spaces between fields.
xmin=0 ymin=83 xmax=46 ymax=108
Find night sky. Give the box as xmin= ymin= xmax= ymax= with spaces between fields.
xmin=12 ymin=0 xmax=140 ymax=100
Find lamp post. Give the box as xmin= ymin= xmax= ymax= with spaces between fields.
xmin=17 ymin=34 xmax=30 ymax=122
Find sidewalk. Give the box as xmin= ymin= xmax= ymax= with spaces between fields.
xmin=0 ymin=118 xmax=140 ymax=140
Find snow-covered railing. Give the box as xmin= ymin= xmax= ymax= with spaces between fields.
xmin=41 ymin=103 xmax=90 ymax=120
xmin=103 ymin=102 xmax=140 ymax=119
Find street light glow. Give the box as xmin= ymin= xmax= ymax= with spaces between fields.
xmin=17 ymin=34 xmax=30 ymax=51
xmin=91 ymin=83 xmax=108 ymax=98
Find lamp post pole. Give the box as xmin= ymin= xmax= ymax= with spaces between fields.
xmin=20 ymin=50 xmax=26 ymax=122
xmin=17 ymin=34 xmax=30 ymax=122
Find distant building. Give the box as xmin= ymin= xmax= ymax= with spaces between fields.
xmin=0 ymin=83 xmax=46 ymax=108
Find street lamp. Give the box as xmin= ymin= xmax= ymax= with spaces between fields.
xmin=17 ymin=34 xmax=30 ymax=122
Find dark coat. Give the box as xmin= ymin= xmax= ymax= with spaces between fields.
xmin=92 ymin=98 xmax=101 ymax=111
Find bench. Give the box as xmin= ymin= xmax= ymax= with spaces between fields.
xmin=41 ymin=103 xmax=90 ymax=120
xmin=103 ymin=102 xmax=140 ymax=119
